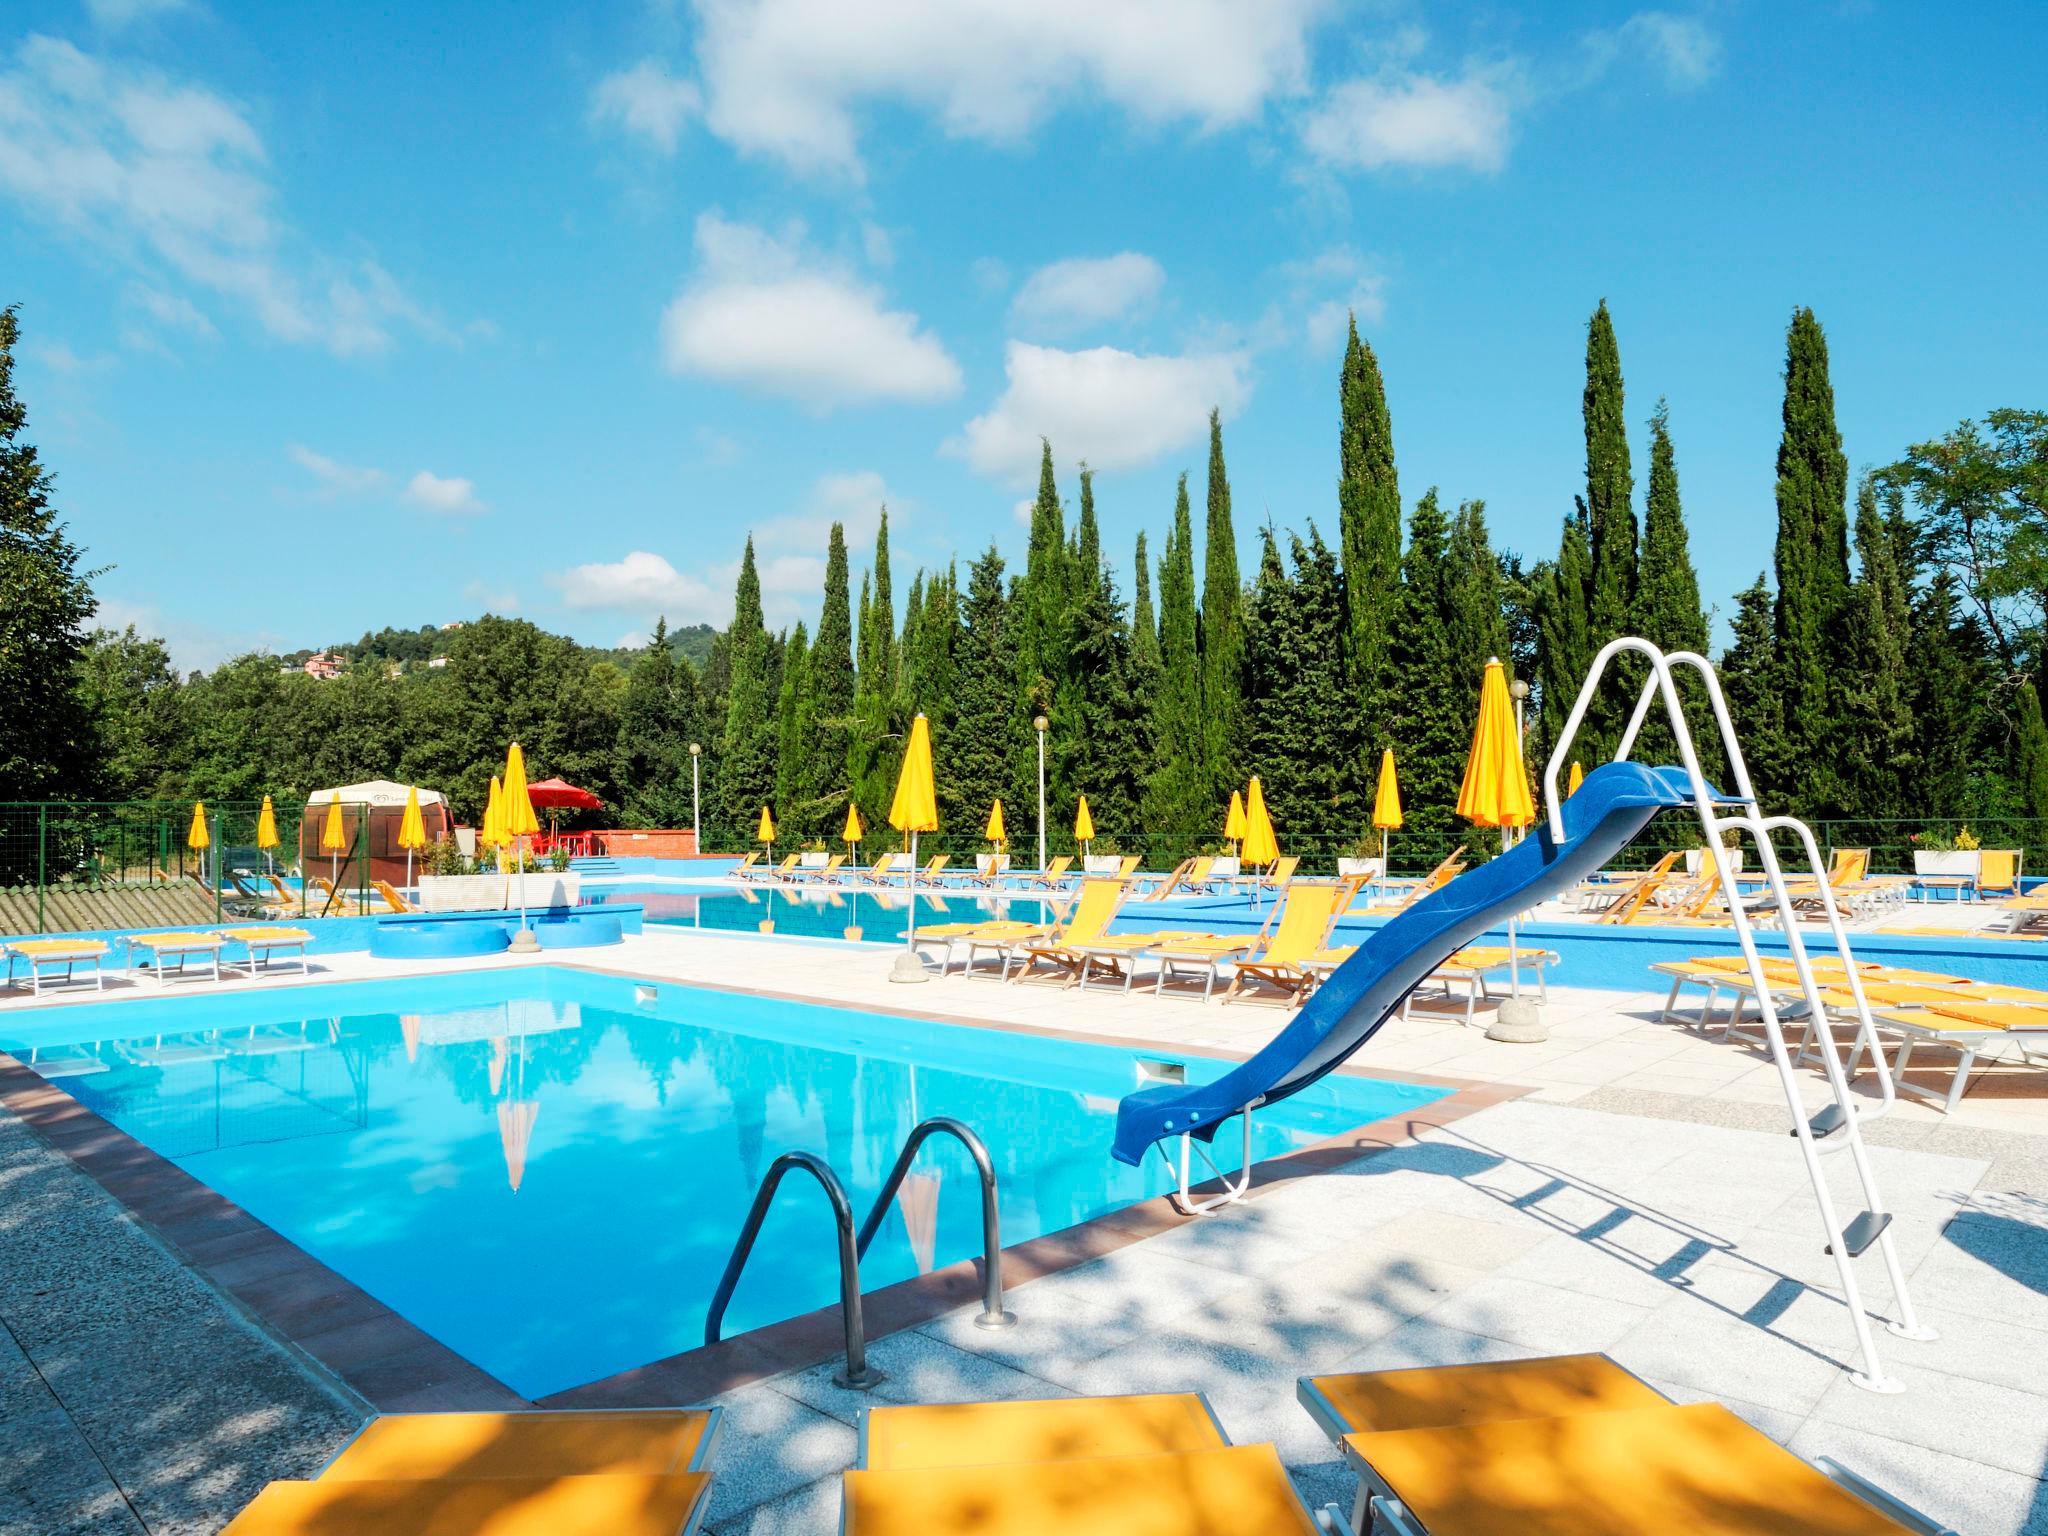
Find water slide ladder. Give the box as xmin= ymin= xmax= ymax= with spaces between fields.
xmin=702 ymin=1116 xmax=1015 ymax=1390
xmin=1556 ymin=638 xmax=1931 ymax=1392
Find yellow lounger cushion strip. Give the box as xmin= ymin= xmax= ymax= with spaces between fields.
xmin=1919 ymin=1001 xmax=2048 ymax=1031
xmin=1874 ymin=1009 xmax=2007 ymax=1036
xmin=862 ymin=1393 xmax=1224 ymax=1470
xmin=129 ymin=932 xmax=225 ymax=947
xmin=319 ymin=1410 xmax=714 ymax=1481
xmin=1307 ymin=1354 xmax=1663 ymax=1435
xmin=1343 ymin=1402 xmax=1912 ymax=1535
xmin=216 ymin=927 xmax=314 ymax=942
xmin=7 ymin=939 xmax=110 ymax=956
xmin=843 ymin=1445 xmax=1318 ymax=1536
xmin=221 ymin=1471 xmax=710 ymax=1536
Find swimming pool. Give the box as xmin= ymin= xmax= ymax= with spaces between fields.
xmin=3 ymin=967 xmax=1449 ymax=1397
xmin=582 ymin=884 xmax=1065 ymax=946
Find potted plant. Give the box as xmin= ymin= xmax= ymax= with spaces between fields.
xmin=1337 ymin=833 xmax=1382 ymax=879
xmin=1911 ymin=828 xmax=1980 ymax=880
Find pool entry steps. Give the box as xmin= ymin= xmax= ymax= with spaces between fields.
xmin=1112 ymin=636 xmax=1931 ymax=1394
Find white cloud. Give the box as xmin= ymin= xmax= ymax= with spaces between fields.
xmin=32 ymin=342 xmax=115 ymax=376
xmin=1269 ymin=247 xmax=1387 ymax=352
xmin=0 ymin=36 xmax=444 ymax=356
xmin=589 ymin=59 xmax=700 ymax=152
xmin=85 ymin=0 xmax=188 ymax=28
xmin=1011 ymin=252 xmax=1164 ymax=334
xmin=463 ymin=579 xmax=519 ymax=615
xmin=403 ymin=470 xmax=483 ymax=514
xmin=949 ymin=341 xmax=1251 ymax=485
xmin=693 ymin=0 xmax=1327 ymax=177
xmin=289 ymin=444 xmax=387 ymax=496
xmin=121 ymin=281 xmax=216 ymax=344
xmin=554 ymin=551 xmax=723 ymax=623
xmin=1302 ymin=69 xmax=1512 ymax=173
xmin=92 ymin=594 xmax=277 ymax=674
xmin=660 ymin=212 xmax=960 ymax=409
xmin=1616 ymin=12 xmax=1721 ymax=88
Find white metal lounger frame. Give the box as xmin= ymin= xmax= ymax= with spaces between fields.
xmin=1547 ymin=638 xmax=1930 ymax=1394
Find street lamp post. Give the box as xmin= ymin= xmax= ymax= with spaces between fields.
xmin=689 ymin=742 xmax=702 ymax=851
xmin=1034 ymin=714 xmax=1049 ymax=872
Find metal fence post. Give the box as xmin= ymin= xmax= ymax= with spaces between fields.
xmin=37 ymin=803 xmax=47 ymax=934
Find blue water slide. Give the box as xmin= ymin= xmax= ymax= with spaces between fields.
xmin=1111 ymin=760 xmax=1717 ymax=1166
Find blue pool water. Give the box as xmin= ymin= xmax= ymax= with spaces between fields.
xmin=6 ymin=968 xmax=1449 ymax=1397
xmin=582 ymin=884 xmax=1064 ymax=946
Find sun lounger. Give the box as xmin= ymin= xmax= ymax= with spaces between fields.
xmin=1222 ymin=877 xmax=1364 ymax=1005
xmin=1018 ymin=854 xmax=1073 ymax=889
xmin=3 ymin=938 xmax=110 ymax=995
xmin=1003 ymin=879 xmax=1131 ymax=986
xmin=794 ymin=853 xmax=848 ymax=883
xmin=1299 ymin=1353 xmax=1947 ymax=1536
xmin=217 ymin=926 xmax=313 ymax=978
xmin=125 ymin=931 xmax=225 ymax=985
xmin=1235 ymin=853 xmax=1299 ymax=899
xmin=1401 ymin=944 xmax=1560 ymax=1022
xmin=373 ymin=878 xmax=419 ymax=913
xmin=1851 ymin=1001 xmax=2048 ymax=1113
xmin=856 ymin=852 xmax=906 ymax=886
xmin=1361 ymin=852 xmax=1468 ymax=916
xmin=915 ymin=855 xmax=951 ymax=886
xmin=1574 ymin=849 xmax=1681 ymax=912
xmin=222 ymin=1407 xmax=722 ymax=1536
xmin=1977 ymin=848 xmax=2022 ymax=900
xmin=966 ymin=853 xmax=1011 ymax=886
xmin=729 ymin=850 xmax=763 ymax=879
xmin=844 ymin=1393 xmax=1323 ymax=1536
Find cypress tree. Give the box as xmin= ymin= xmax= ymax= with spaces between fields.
xmin=1772 ymin=306 xmax=1851 ymax=811
xmin=860 ymin=509 xmax=899 ymax=695
xmin=2012 ymin=683 xmax=2048 ymax=822
xmin=1534 ymin=508 xmax=1595 ymax=754
xmin=1719 ymin=575 xmax=1790 ymax=800
xmin=1142 ymin=475 xmax=1208 ymax=852
xmin=1131 ymin=531 xmax=1159 ymax=671
xmin=1338 ymin=313 xmax=1401 ymax=731
xmin=1386 ymin=491 xmax=1466 ymax=851
xmin=1838 ymin=476 xmax=1918 ymax=819
xmin=0 ymin=305 xmax=98 ymax=803
xmin=807 ymin=522 xmax=856 ymax=815
xmin=1074 ymin=466 xmax=1101 ymax=577
xmin=1583 ymin=299 xmax=1636 ymax=640
xmin=1199 ymin=408 xmax=1244 ymax=807
xmin=947 ymin=547 xmax=1016 ymax=843
xmin=1063 ymin=552 xmax=1144 ymax=848
xmin=1630 ymin=400 xmax=1712 ymax=764
xmin=1907 ymin=570 xmax=1995 ymax=818
xmin=1446 ymin=498 xmax=1507 ymax=683
xmin=1243 ymin=526 xmax=1356 ymax=861
xmin=772 ymin=622 xmax=812 ymax=834
xmin=717 ymin=537 xmax=776 ymax=842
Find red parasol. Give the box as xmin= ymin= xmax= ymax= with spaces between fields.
xmin=525 ymin=777 xmax=602 ymax=811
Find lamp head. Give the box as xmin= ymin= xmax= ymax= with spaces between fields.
xmin=1033 ymin=714 xmax=1048 ymax=733
xmin=689 ymin=742 xmax=701 ymax=756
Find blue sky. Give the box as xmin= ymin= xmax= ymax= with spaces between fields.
xmin=5 ymin=0 xmax=2043 ymax=670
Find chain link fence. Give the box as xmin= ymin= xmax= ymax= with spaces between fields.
xmin=0 ymin=800 xmax=384 ymax=936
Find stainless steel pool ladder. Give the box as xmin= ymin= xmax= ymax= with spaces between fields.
xmin=702 ymin=1115 xmax=1014 ymax=1391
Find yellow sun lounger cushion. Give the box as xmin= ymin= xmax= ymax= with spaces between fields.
xmin=217 ymin=926 xmax=315 ymax=944
xmin=1919 ymin=1001 xmax=2048 ymax=1031
xmin=319 ymin=1409 xmax=719 ymax=1481
xmin=222 ymin=1471 xmax=712 ymax=1536
xmin=843 ymin=1445 xmax=1318 ymax=1536
xmin=1303 ymin=1353 xmax=1666 ymax=1436
xmin=862 ymin=1393 xmax=1224 ymax=1470
xmin=1341 ymin=1402 xmax=1914 ymax=1534
xmin=6 ymin=938 xmax=109 ymax=957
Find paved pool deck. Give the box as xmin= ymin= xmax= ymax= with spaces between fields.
xmin=1 ymin=926 xmax=2044 ymax=1533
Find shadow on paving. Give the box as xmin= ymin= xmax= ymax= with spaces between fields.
xmin=0 ymin=1103 xmax=359 ymax=1535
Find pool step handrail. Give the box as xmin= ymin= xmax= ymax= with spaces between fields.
xmin=1546 ymin=637 xmax=1933 ymax=1394
xmin=702 ymin=1149 xmax=881 ymax=1390
xmin=854 ymin=1116 xmax=1016 ymax=1331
